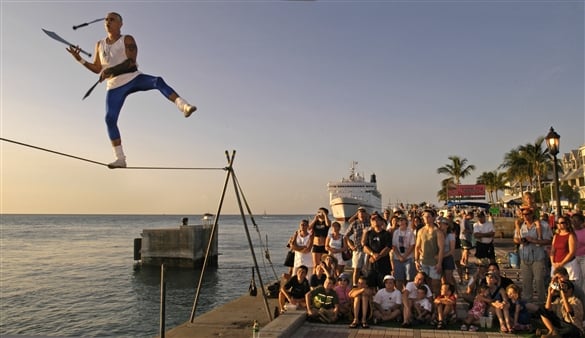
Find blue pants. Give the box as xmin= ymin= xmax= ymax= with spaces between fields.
xmin=105 ymin=74 xmax=175 ymax=140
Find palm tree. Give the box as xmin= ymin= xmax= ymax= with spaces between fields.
xmin=493 ymin=171 xmax=507 ymax=202
xmin=437 ymin=156 xmax=476 ymax=202
xmin=499 ymin=148 xmax=530 ymax=195
xmin=437 ymin=177 xmax=456 ymax=203
xmin=437 ymin=156 xmax=476 ymax=185
xmin=477 ymin=171 xmax=496 ymax=204
xmin=518 ymin=137 xmax=551 ymax=204
xmin=477 ymin=171 xmax=508 ymax=204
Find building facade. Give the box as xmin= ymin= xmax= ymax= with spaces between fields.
xmin=560 ymin=144 xmax=585 ymax=200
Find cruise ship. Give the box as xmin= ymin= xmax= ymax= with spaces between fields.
xmin=327 ymin=162 xmax=382 ymax=222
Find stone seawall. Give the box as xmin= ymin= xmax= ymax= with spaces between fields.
xmin=140 ymin=225 xmax=218 ymax=268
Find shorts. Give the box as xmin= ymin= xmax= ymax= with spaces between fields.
xmin=460 ymin=239 xmax=473 ymax=250
xmin=352 ymin=250 xmax=366 ymax=269
xmin=312 ymin=245 xmax=327 ymax=254
xmin=442 ymin=255 xmax=456 ymax=271
xmin=475 ymin=242 xmax=495 ymax=259
xmin=420 ymin=263 xmax=441 ymax=280
xmin=393 ymin=258 xmax=414 ymax=281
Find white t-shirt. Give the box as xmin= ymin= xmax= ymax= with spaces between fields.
xmin=415 ymin=298 xmax=432 ymax=311
xmin=473 ymin=221 xmax=495 ymax=244
xmin=373 ymin=288 xmax=402 ymax=310
xmin=404 ymin=281 xmax=432 ymax=300
xmin=391 ymin=227 xmax=415 ymax=259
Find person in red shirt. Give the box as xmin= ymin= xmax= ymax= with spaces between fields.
xmin=433 ymin=283 xmax=457 ymax=329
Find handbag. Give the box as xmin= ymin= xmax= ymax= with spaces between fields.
xmin=342 ymin=248 xmax=352 ymax=261
xmin=284 ymin=250 xmax=295 ymax=267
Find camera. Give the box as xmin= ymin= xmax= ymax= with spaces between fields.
xmin=399 ymin=246 xmax=406 ymax=254
xmin=521 ymin=237 xmax=528 ymax=244
xmin=551 ymin=281 xmax=567 ymax=291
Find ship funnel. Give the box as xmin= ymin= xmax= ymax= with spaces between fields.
xmin=370 ymin=173 xmax=377 ymax=183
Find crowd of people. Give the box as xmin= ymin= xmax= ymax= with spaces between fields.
xmin=278 ymin=199 xmax=585 ymax=338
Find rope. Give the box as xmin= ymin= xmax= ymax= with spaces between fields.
xmin=232 ymin=173 xmax=279 ymax=281
xmin=0 ymin=137 xmax=227 ymax=171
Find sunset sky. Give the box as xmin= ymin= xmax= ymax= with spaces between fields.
xmin=1 ymin=1 xmax=583 ymax=214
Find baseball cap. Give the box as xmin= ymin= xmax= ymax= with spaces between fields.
xmin=383 ymin=275 xmax=395 ymax=282
xmin=338 ymin=273 xmax=350 ymax=281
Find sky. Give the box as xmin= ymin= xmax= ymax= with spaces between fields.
xmin=1 ymin=0 xmax=584 ymax=215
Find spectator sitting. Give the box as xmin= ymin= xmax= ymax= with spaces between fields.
xmin=310 ymin=254 xmax=338 ymax=287
xmin=553 ymin=266 xmax=585 ymax=314
xmin=413 ymin=285 xmax=432 ymax=324
xmin=433 ymin=283 xmax=457 ymax=329
xmin=372 ymin=275 xmax=402 ymax=324
xmin=461 ymin=284 xmax=491 ymax=332
xmin=402 ymin=271 xmax=432 ymax=327
xmin=348 ymin=275 xmax=373 ymax=329
xmin=539 ymin=280 xmax=584 ymax=338
xmin=278 ymin=265 xmax=310 ymax=314
xmin=506 ymin=284 xmax=532 ymax=332
xmin=334 ymin=273 xmax=352 ymax=320
xmin=465 ymin=262 xmax=515 ymax=304
xmin=305 ymin=276 xmax=339 ymax=323
xmin=486 ymin=272 xmax=513 ymax=333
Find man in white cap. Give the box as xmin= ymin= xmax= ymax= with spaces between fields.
xmin=372 ymin=275 xmax=402 ymax=324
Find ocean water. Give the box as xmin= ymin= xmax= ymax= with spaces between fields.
xmin=0 ymin=214 xmax=301 ymax=337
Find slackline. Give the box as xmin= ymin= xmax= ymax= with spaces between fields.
xmin=1 ymin=137 xmax=227 ymax=170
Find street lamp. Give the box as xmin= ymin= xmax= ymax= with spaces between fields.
xmin=545 ymin=127 xmax=562 ymax=219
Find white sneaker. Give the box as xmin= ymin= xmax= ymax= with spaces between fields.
xmin=183 ymin=104 xmax=197 ymax=118
xmin=108 ymin=158 xmax=127 ymax=169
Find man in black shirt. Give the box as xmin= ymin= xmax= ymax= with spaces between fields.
xmin=363 ymin=212 xmax=392 ymax=288
xmin=279 ymin=265 xmax=310 ymax=313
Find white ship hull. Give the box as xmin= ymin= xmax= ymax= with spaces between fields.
xmin=330 ymin=197 xmax=380 ymax=222
xmin=328 ymin=162 xmax=382 ymax=222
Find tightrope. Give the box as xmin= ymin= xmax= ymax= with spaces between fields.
xmin=1 ymin=137 xmax=227 ymax=170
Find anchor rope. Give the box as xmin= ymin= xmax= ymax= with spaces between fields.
xmin=232 ymin=173 xmax=279 ymax=281
xmin=0 ymin=137 xmax=227 ymax=170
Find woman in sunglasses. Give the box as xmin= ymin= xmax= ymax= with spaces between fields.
xmin=550 ymin=216 xmax=581 ymax=282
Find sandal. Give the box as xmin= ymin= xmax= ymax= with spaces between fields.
xmin=361 ymin=322 xmax=370 ymax=329
xmin=349 ymin=322 xmax=358 ymax=329
xmin=469 ymin=325 xmax=478 ymax=332
xmin=460 ymin=324 xmax=468 ymax=331
xmin=500 ymin=327 xmax=509 ymax=333
xmin=436 ymin=321 xmax=444 ymax=329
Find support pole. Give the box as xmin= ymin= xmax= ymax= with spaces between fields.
xmin=189 ymin=151 xmax=235 ymax=322
xmin=160 ymin=264 xmax=166 ymax=338
xmin=552 ymin=153 xmax=562 ymax=219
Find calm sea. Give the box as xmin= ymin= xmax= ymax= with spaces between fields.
xmin=0 ymin=214 xmax=302 ymax=337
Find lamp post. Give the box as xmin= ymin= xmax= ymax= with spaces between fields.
xmin=545 ymin=127 xmax=562 ymax=219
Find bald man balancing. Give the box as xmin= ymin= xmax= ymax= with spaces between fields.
xmin=67 ymin=12 xmax=197 ymax=168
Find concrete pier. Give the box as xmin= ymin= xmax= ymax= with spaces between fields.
xmin=139 ymin=224 xmax=218 ymax=268
xmin=162 ymin=294 xmax=279 ymax=338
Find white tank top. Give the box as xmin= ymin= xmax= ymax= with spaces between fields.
xmin=98 ymin=35 xmax=140 ymax=90
xmin=294 ymin=233 xmax=313 ymax=268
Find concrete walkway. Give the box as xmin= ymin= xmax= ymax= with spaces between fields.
xmin=289 ymin=322 xmax=515 ymax=338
